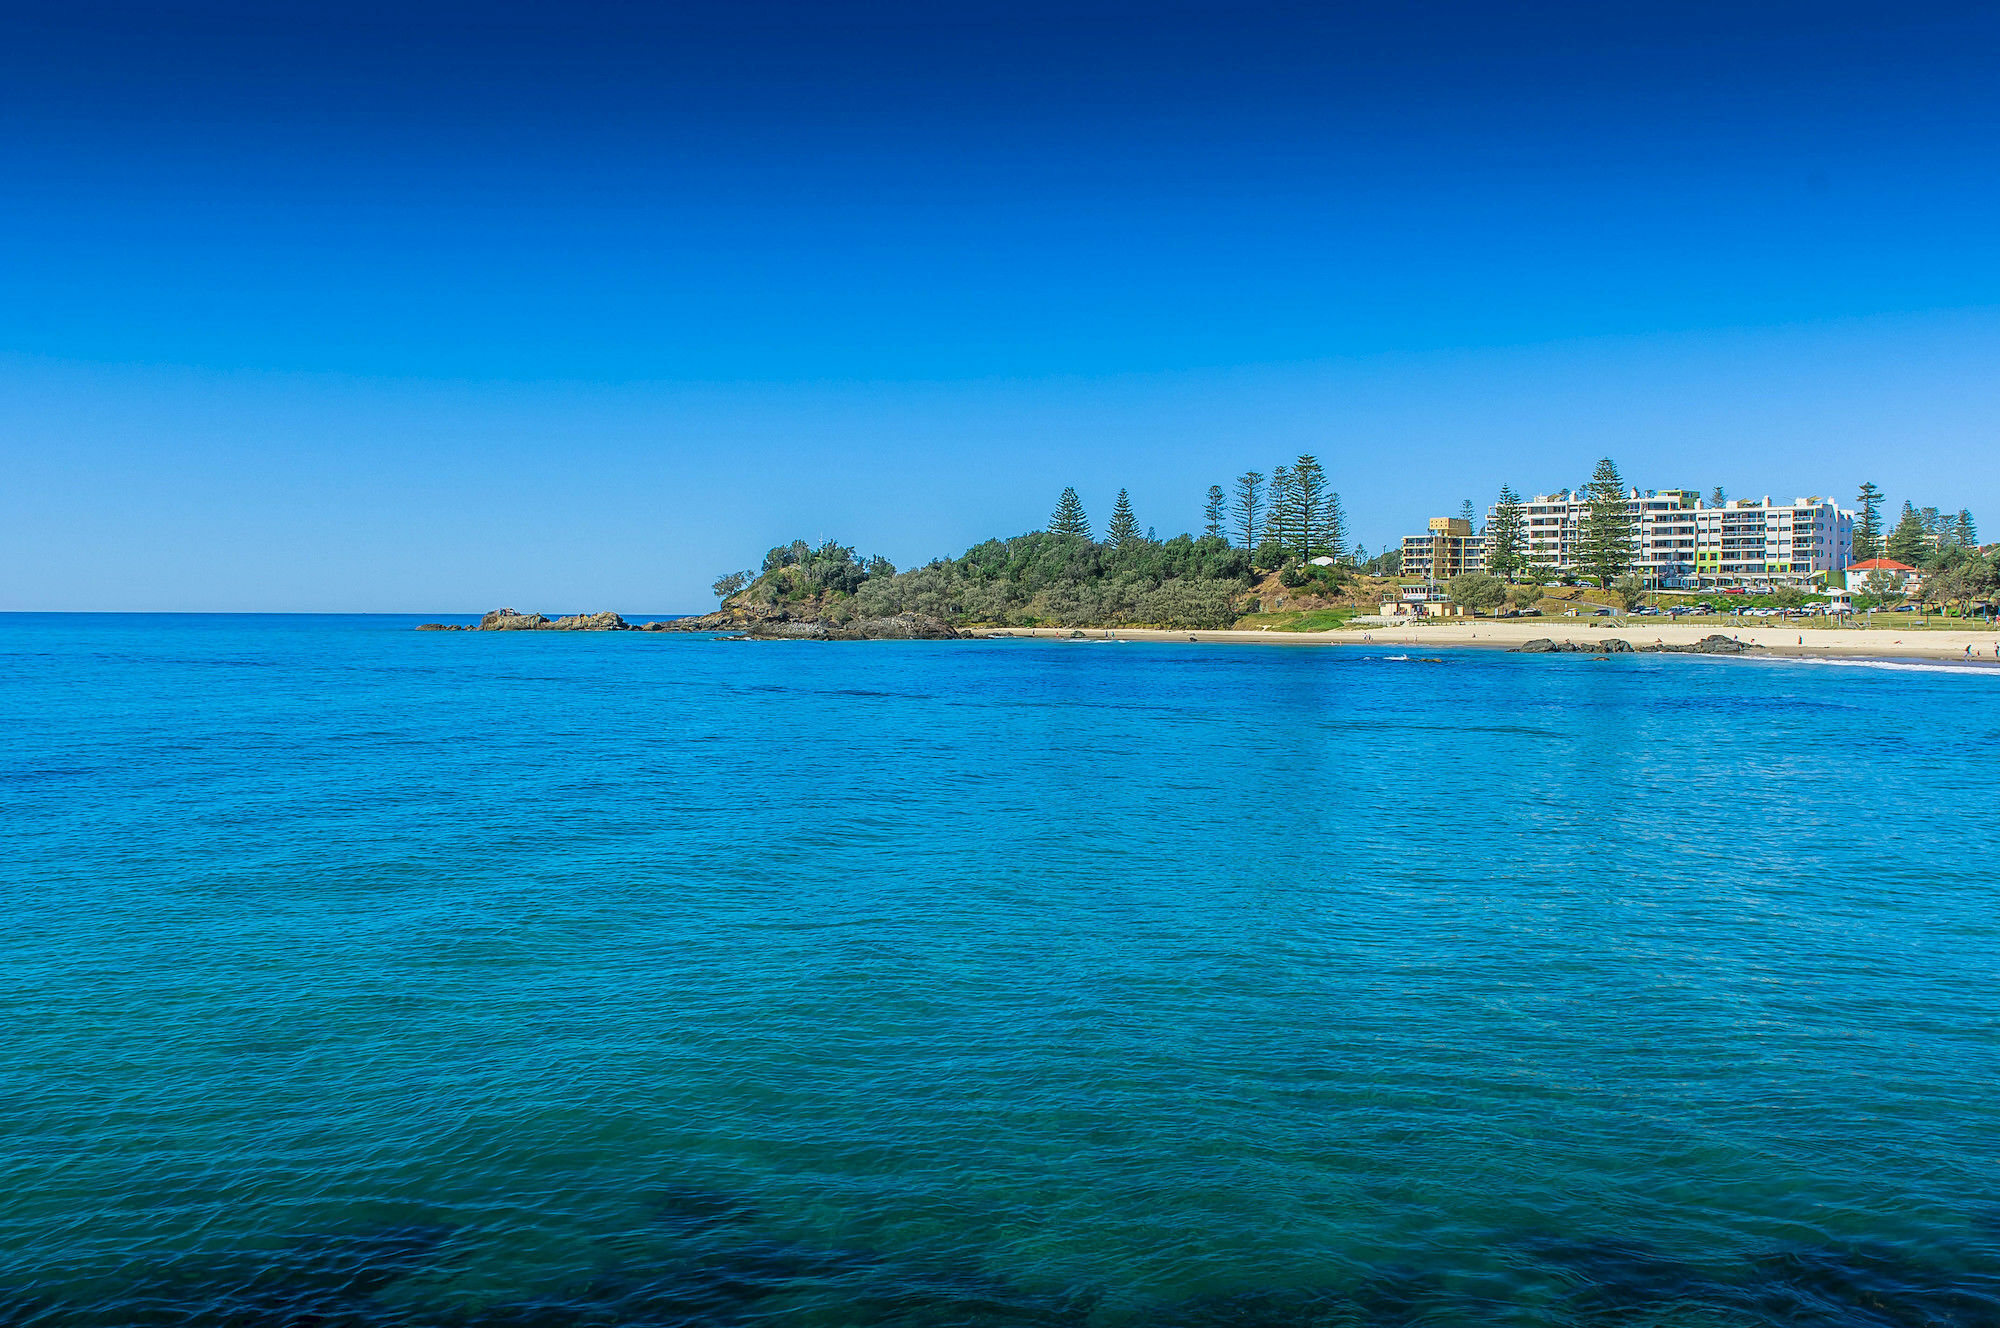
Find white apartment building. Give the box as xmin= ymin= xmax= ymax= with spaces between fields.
xmin=1492 ymin=488 xmax=1853 ymax=588
xmin=1688 ymin=498 xmax=1852 ymax=587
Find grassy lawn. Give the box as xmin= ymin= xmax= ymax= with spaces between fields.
xmin=1233 ymin=608 xmax=1362 ymax=632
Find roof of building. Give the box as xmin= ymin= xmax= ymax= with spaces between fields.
xmin=1848 ymin=558 xmax=1917 ymax=571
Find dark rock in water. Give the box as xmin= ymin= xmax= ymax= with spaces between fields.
xmin=413 ymin=609 xmax=634 ymax=632
xmin=657 ymin=606 xmax=959 ymax=640
xmin=480 ymin=607 xmax=550 ymax=630
xmin=1515 ymin=635 xmax=1658 ymax=655
xmin=831 ymin=614 xmax=960 ymax=641
xmin=547 ymin=611 xmax=629 ymax=631
xmin=1644 ymin=633 xmax=1764 ymax=655
xmin=746 ymin=613 xmax=960 ymax=641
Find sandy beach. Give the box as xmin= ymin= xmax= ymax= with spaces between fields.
xmin=975 ymin=620 xmax=2000 ymax=663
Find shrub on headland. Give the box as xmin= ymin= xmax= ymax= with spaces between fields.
xmin=723 ymin=529 xmax=1256 ymax=629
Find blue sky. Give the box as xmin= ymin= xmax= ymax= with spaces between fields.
xmin=4 ymin=0 xmax=1997 ymax=610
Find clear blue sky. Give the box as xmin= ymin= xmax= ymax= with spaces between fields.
xmin=4 ymin=0 xmax=1997 ymax=611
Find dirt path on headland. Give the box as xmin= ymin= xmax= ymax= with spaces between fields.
xmin=972 ymin=621 xmax=2000 ymax=662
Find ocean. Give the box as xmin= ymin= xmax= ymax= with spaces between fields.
xmin=4 ymin=613 xmax=1998 ymax=1326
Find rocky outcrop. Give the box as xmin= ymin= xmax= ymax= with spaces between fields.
xmin=1513 ymin=637 xmax=1627 ymax=653
xmin=548 ymin=611 xmax=629 ymax=631
xmin=415 ymin=608 xmax=633 ymax=632
xmin=418 ymin=603 xmax=959 ymax=639
xmin=1659 ymin=633 xmax=1761 ymax=655
xmin=651 ymin=603 xmax=960 ymax=640
xmin=482 ymin=608 xmax=550 ymax=630
xmin=825 ymin=614 xmax=961 ymax=640
xmin=1512 ymin=633 xmax=1760 ymax=656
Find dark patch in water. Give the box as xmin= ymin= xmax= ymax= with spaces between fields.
xmin=1344 ymin=1265 xmax=1463 ymax=1327
xmin=1140 ymin=1285 xmax=1346 ymax=1328
xmin=1525 ymin=1234 xmax=1723 ymax=1320
xmin=636 ymin=1184 xmax=760 ymax=1234
xmin=18 ymin=1221 xmax=455 ymax=1328
xmin=12 ymin=1206 xmax=2000 ymax=1328
xmin=1740 ymin=1241 xmax=2000 ymax=1327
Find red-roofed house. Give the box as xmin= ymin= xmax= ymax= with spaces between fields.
xmin=1843 ymin=558 xmax=1919 ymax=592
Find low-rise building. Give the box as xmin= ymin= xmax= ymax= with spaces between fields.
xmin=1399 ymin=517 xmax=1485 ymax=583
xmin=1841 ymin=558 xmax=1918 ymax=593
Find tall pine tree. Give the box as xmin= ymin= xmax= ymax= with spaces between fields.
xmin=1203 ymin=485 xmax=1226 ymax=540
xmin=1268 ymin=466 xmax=1298 ymax=554
xmin=1578 ymin=457 xmax=1635 ymax=588
xmin=1852 ymin=481 xmax=1884 ymax=562
xmin=1487 ymin=485 xmax=1527 ymax=580
xmin=1107 ymin=489 xmax=1141 ymax=548
xmin=1327 ymin=491 xmax=1348 ymax=559
xmin=1955 ymin=509 xmax=1978 ymax=548
xmin=1291 ymin=455 xmax=1333 ymax=558
xmin=1232 ymin=472 xmax=1266 ymax=548
xmin=1885 ymin=502 xmax=1929 ymax=567
xmin=1050 ymin=487 xmax=1091 ymax=538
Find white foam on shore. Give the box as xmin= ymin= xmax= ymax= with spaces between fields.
xmin=1729 ymin=653 xmax=2000 ymax=678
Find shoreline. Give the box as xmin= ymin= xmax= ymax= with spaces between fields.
xmin=970 ymin=621 xmax=2000 ymax=664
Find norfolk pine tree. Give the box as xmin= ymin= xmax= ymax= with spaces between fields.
xmin=1578 ymin=457 xmax=1635 ymax=588
xmin=1233 ymin=472 xmax=1265 ymax=548
xmin=1290 ymin=455 xmax=1333 ymax=558
xmin=1886 ymin=502 xmax=1930 ymax=567
xmin=1268 ymin=466 xmax=1298 ymax=556
xmin=1853 ymin=481 xmax=1885 ymax=562
xmin=1050 ymin=487 xmax=1092 ymax=538
xmin=1203 ymin=486 xmax=1227 ymax=539
xmin=1107 ymin=489 xmax=1141 ymax=547
xmin=1486 ymin=485 xmax=1526 ymax=581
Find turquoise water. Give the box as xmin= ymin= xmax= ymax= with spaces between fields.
xmin=4 ymin=614 xmax=1999 ymax=1327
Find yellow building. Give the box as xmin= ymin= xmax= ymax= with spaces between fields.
xmin=1400 ymin=517 xmax=1485 ymax=582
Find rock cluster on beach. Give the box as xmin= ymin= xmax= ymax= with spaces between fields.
xmin=416 ymin=606 xmax=959 ymax=640
xmin=1511 ymin=634 xmax=1761 ymax=655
